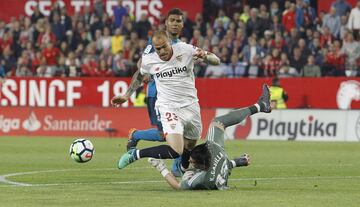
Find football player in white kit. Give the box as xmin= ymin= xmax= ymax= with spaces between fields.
xmin=118 ymin=30 xmax=220 ymax=169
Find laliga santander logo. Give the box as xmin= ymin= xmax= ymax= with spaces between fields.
xmin=234 ymin=116 xmax=252 ymax=139
xmin=336 ymin=80 xmax=360 ymax=109
xmin=22 ymin=112 xmax=41 ymax=132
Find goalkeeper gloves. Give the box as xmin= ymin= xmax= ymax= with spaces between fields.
xmin=148 ymin=158 xmax=170 ymax=177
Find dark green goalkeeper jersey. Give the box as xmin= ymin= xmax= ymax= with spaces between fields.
xmin=180 ymin=124 xmax=233 ymax=190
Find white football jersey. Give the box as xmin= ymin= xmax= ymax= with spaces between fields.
xmin=140 ymin=42 xmax=198 ymax=108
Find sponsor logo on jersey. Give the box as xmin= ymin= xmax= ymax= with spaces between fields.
xmin=176 ymin=55 xmax=182 ymax=62
xmin=155 ymin=66 xmax=188 ymax=78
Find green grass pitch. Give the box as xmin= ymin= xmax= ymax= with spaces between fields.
xmin=0 ymin=136 xmax=359 ymax=207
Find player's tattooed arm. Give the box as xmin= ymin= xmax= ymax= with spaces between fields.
xmin=124 ymin=69 xmax=144 ymax=98
xmin=111 ymin=59 xmax=145 ymax=107
xmin=194 ymin=48 xmax=220 ymax=65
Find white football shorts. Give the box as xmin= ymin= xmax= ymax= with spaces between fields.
xmin=156 ymin=102 xmax=202 ymax=140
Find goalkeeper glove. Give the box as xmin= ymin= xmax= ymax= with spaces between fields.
xmin=148 ymin=158 xmax=170 ymax=177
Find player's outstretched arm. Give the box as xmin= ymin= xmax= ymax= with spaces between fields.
xmin=148 ymin=158 xmax=181 ymax=190
xmin=193 ymin=48 xmax=220 ymax=65
xmin=111 ymin=59 xmax=145 ymax=107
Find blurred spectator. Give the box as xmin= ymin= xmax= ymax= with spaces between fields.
xmin=133 ymin=87 xmax=146 ymax=107
xmin=240 ymin=5 xmax=250 ymax=23
xmin=190 ymin=29 xmax=204 ymax=47
xmin=340 ymin=33 xmax=360 ymax=76
xmin=113 ymin=51 xmax=130 ymax=77
xmin=270 ymin=1 xmax=282 ymax=20
xmin=90 ymin=15 xmax=104 ymax=40
xmin=38 ymin=26 xmax=57 ymax=48
xmin=194 ymin=13 xmax=207 ymax=37
xmin=301 ymin=55 xmax=321 ymax=77
xmin=278 ymin=52 xmax=299 ymax=77
xmin=347 ymin=0 xmax=360 ymax=40
xmin=57 ymin=56 xmax=66 ymax=77
xmin=0 ymin=64 xmax=5 ymax=84
xmin=263 ymin=48 xmax=281 ymax=76
xmin=242 ymin=37 xmax=261 ymax=65
xmin=60 ymin=8 xmax=72 ymax=32
xmin=42 ymin=42 xmax=60 ymax=76
xmin=322 ymin=7 xmax=341 ymax=38
xmin=97 ymin=59 xmax=114 ymax=77
xmin=81 ymin=54 xmax=98 ymax=77
xmin=100 ymin=27 xmax=112 ymax=51
xmin=282 ymin=2 xmax=296 ymax=33
xmin=297 ymin=38 xmax=311 ymax=59
xmin=15 ymin=65 xmax=33 ymax=77
xmin=204 ymin=62 xmax=226 ymax=78
xmin=16 ymin=50 xmax=33 ymax=77
xmin=111 ymin=28 xmax=124 ymax=55
xmin=214 ymin=9 xmax=230 ymax=30
xmin=113 ymin=0 xmax=128 ymax=28
xmin=182 ymin=11 xmax=195 ymax=40
xmin=224 ymin=54 xmax=246 ymax=78
xmin=320 ymin=26 xmax=334 ymax=48
xmin=94 ymin=0 xmax=104 ymax=18
xmin=135 ymin=14 xmax=151 ymax=40
xmin=324 ymin=43 xmax=346 ymax=76
xmin=290 ymin=47 xmax=306 ymax=73
xmin=31 ymin=6 xmax=44 ymax=24
xmin=340 ymin=16 xmax=349 ymax=39
xmin=269 ymin=77 xmax=288 ymax=109
xmin=0 ymin=46 xmax=16 ymax=76
xmin=206 ymin=28 xmax=219 ymax=46
xmin=52 ymin=13 xmax=66 ymax=43
xmin=270 ymin=15 xmax=285 ymax=34
xmin=296 ymin=0 xmax=316 ymax=32
xmin=65 ymin=52 xmax=81 ymax=77
xmin=246 ymin=8 xmax=266 ymax=37
xmin=331 ymin=0 xmax=352 ymax=16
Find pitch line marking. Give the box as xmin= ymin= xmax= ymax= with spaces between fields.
xmin=1 ymin=168 xmax=360 ymax=187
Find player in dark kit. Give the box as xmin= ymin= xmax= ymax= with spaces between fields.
xmin=148 ymin=84 xmax=272 ymax=190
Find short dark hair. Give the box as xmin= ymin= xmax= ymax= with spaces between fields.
xmin=152 ymin=30 xmax=168 ymax=40
xmin=190 ymin=143 xmax=211 ymax=171
xmin=167 ymin=8 xmax=183 ymax=18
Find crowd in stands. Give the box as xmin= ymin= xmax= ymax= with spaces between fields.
xmin=0 ymin=0 xmax=360 ymax=79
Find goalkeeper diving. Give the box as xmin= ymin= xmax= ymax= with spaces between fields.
xmin=148 ymin=84 xmax=272 ymax=190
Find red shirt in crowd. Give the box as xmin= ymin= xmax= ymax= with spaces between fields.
xmin=42 ymin=47 xmax=59 ymax=66
xmin=81 ymin=60 xmax=98 ymax=77
xmin=264 ymin=57 xmax=282 ymax=76
xmin=37 ymin=32 xmax=56 ymax=47
xmin=282 ymin=10 xmax=296 ymax=33
xmin=326 ymin=51 xmax=345 ymax=70
xmin=320 ymin=33 xmax=334 ymax=48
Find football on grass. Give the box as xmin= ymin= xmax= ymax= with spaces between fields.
xmin=69 ymin=139 xmax=94 ymax=163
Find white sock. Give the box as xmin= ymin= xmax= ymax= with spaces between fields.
xmin=231 ymin=160 xmax=236 ymax=168
xmin=254 ymin=103 xmax=261 ymax=112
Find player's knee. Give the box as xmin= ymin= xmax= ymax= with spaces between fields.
xmin=170 ymin=145 xmax=183 ymax=155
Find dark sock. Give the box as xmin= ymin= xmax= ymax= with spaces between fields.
xmin=248 ymin=105 xmax=258 ymax=115
xmin=180 ymin=149 xmax=191 ymax=169
xmin=213 ymin=108 xmax=252 ymax=128
xmin=138 ymin=145 xmax=180 ymax=159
